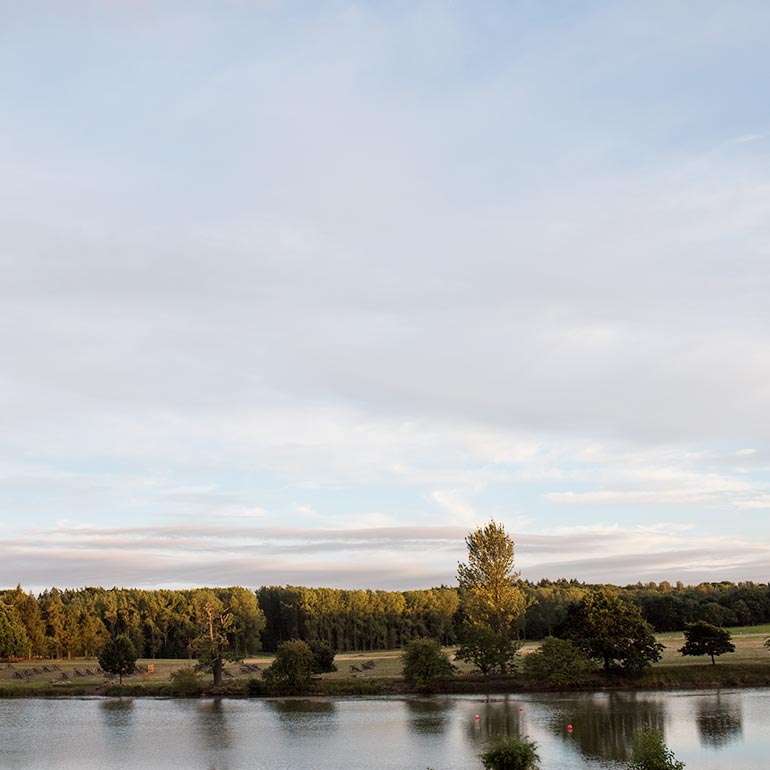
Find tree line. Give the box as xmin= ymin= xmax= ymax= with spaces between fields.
xmin=1 ymin=575 xmax=769 ymax=661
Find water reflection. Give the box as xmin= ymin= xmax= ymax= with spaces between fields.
xmin=98 ymin=697 xmax=136 ymax=753
xmin=265 ymin=698 xmax=337 ymax=716
xmin=464 ymin=698 xmax=525 ymax=743
xmin=195 ymin=698 xmax=231 ymax=753
xmin=550 ymin=693 xmax=666 ymax=762
xmin=404 ymin=698 xmax=452 ymax=735
xmin=696 ymin=693 xmax=743 ymax=748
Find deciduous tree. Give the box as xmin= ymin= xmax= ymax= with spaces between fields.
xmin=679 ymin=621 xmax=735 ymax=665
xmin=561 ymin=591 xmax=663 ymax=673
xmin=264 ymin=639 xmax=315 ymax=688
xmin=456 ymin=522 xmax=526 ymax=675
xmin=401 ymin=637 xmax=454 ymax=691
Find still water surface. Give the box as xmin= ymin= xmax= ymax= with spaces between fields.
xmin=1 ymin=689 xmax=768 ymax=770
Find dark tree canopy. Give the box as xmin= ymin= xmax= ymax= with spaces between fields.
xmin=309 ymin=640 xmax=337 ymax=674
xmin=679 ymin=621 xmax=735 ymax=665
xmin=561 ymin=590 xmax=663 ymax=672
xmin=98 ymin=634 xmax=138 ymax=684
xmin=0 ymin=602 xmax=30 ymax=659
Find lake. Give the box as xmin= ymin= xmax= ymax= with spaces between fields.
xmin=1 ymin=689 xmax=768 ymax=769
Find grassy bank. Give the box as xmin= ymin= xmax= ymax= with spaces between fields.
xmin=2 ymin=624 xmax=768 ymax=698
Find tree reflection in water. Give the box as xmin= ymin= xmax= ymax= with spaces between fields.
xmin=548 ymin=692 xmax=666 ymax=763
xmin=263 ymin=698 xmax=338 ymax=736
xmin=98 ymin=696 xmax=136 ymax=749
xmin=696 ymin=693 xmax=743 ymax=748
xmin=195 ymin=698 xmax=231 ymax=753
xmin=404 ymin=698 xmax=452 ymax=735
xmin=464 ymin=698 xmax=525 ymax=744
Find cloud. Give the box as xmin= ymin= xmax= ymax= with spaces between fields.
xmin=1 ymin=3 xmax=770 ymax=591
xmin=4 ymin=521 xmax=770 ymax=592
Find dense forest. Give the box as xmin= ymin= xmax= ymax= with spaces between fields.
xmin=1 ymin=579 xmax=769 ymax=660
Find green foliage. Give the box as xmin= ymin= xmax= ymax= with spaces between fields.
xmin=190 ymin=591 xmax=235 ymax=687
xmin=264 ymin=639 xmax=315 ymax=688
xmin=457 ymin=522 xmax=526 ymax=675
xmin=679 ymin=621 xmax=734 ymax=665
xmin=0 ymin=602 xmax=30 ymax=659
xmin=401 ymin=637 xmax=455 ymax=691
xmin=309 ymin=640 xmax=337 ymax=673
xmin=628 ymin=726 xmax=685 ymax=770
xmin=480 ymin=736 xmax=540 ymax=770
xmin=522 ymin=636 xmax=596 ymax=686
xmin=168 ymin=666 xmax=204 ymax=695
xmin=562 ymin=591 xmax=664 ymax=673
xmin=98 ymin=634 xmax=138 ymax=684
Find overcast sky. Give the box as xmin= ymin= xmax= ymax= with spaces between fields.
xmin=2 ymin=1 xmax=770 ymax=592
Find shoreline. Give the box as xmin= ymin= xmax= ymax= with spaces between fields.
xmin=3 ymin=663 xmax=770 ymax=699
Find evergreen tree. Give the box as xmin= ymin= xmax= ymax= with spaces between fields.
xmin=98 ymin=634 xmax=138 ymax=684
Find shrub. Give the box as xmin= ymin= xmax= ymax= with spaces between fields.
xmin=522 ymin=636 xmax=595 ymax=687
xmin=168 ymin=666 xmax=203 ymax=695
xmin=309 ymin=640 xmax=337 ymax=673
xmin=401 ymin=638 xmax=455 ymax=691
xmin=480 ymin=736 xmax=539 ymax=770
xmin=628 ymin=726 xmax=685 ymax=770
xmin=263 ymin=639 xmax=314 ymax=688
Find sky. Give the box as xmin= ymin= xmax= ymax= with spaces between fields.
xmin=2 ymin=1 xmax=770 ymax=592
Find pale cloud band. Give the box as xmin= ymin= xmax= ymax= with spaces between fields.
xmin=5 ymin=523 xmax=769 ymax=593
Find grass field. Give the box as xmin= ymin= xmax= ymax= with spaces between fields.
xmin=655 ymin=623 xmax=770 ymax=666
xmin=1 ymin=625 xmax=768 ymax=693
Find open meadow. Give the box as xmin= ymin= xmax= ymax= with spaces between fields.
xmin=2 ymin=625 xmax=768 ymax=694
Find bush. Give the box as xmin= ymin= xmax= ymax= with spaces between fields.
xmin=263 ymin=639 xmax=315 ymax=688
xmin=401 ymin=638 xmax=455 ymax=691
xmin=168 ymin=666 xmax=204 ymax=695
xmin=522 ymin=637 xmax=595 ymax=687
xmin=480 ymin=736 xmax=539 ymax=770
xmin=310 ymin=640 xmax=337 ymax=673
xmin=628 ymin=726 xmax=685 ymax=770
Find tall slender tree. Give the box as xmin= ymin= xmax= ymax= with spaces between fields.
xmin=456 ymin=521 xmax=526 ymax=675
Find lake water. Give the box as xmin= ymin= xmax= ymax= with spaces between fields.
xmin=1 ymin=689 xmax=768 ymax=770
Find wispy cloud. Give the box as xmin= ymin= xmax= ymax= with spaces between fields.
xmin=4 ymin=522 xmax=770 ymax=592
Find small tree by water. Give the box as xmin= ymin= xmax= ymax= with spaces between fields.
xmin=264 ymin=639 xmax=315 ymax=689
xmin=628 ymin=726 xmax=684 ymax=770
xmin=480 ymin=736 xmax=539 ymax=770
xmin=98 ymin=634 xmax=137 ymax=685
xmin=401 ymin=637 xmax=454 ymax=691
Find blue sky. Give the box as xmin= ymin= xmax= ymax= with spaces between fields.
xmin=2 ymin=1 xmax=770 ymax=591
